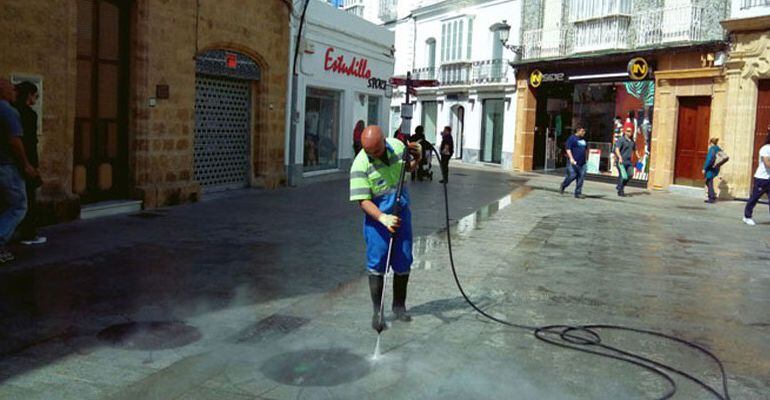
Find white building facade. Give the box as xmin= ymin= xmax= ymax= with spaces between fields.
xmin=286 ymin=0 xmax=395 ymax=184
xmin=346 ymin=0 xmax=523 ymax=169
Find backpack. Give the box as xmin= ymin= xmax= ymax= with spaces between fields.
xmin=714 ymin=150 xmax=729 ymax=168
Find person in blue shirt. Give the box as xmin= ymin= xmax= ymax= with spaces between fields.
xmin=559 ymin=127 xmax=588 ymax=198
xmin=702 ymin=137 xmax=722 ymax=203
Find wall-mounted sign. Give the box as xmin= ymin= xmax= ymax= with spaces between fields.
xmin=628 ymin=57 xmax=649 ymax=81
xmin=324 ymin=47 xmax=372 ymax=80
xmin=529 ymin=69 xmax=565 ymax=88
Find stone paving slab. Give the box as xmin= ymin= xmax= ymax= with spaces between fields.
xmin=1 ymin=167 xmax=769 ymax=399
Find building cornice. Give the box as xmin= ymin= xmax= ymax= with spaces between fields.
xmin=721 ymin=15 xmax=770 ymax=33
xmin=654 ymin=67 xmax=722 ymax=80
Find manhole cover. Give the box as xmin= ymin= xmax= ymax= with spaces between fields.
xmin=260 ymin=349 xmax=370 ymax=387
xmin=97 ymin=321 xmax=201 ymax=350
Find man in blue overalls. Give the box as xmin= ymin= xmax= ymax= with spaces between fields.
xmin=350 ymin=125 xmax=421 ymax=332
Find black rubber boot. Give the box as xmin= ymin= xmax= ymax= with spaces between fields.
xmin=369 ymin=275 xmax=386 ymax=332
xmin=392 ymin=274 xmax=412 ymax=322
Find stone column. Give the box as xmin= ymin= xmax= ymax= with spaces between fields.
xmin=513 ymin=75 xmax=536 ymax=171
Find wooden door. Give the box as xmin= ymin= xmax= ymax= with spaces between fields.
xmin=753 ymin=80 xmax=770 ymax=175
xmin=675 ymin=97 xmax=711 ymax=186
xmin=74 ymin=0 xmax=129 ymax=203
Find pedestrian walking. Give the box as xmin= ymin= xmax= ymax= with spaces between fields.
xmin=702 ymin=137 xmax=722 ymax=204
xmin=438 ymin=126 xmax=453 ymax=183
xmin=559 ymin=127 xmax=589 ymax=198
xmin=0 ymin=79 xmax=37 ymax=263
xmin=615 ymin=126 xmax=641 ymax=197
xmin=352 ymin=120 xmax=365 ymax=156
xmin=349 ymin=125 xmax=422 ymax=331
xmin=13 ymin=81 xmax=46 ymax=245
xmin=743 ymin=132 xmax=770 ymax=226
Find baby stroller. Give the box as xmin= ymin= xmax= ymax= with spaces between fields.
xmin=413 ymin=141 xmax=434 ymax=181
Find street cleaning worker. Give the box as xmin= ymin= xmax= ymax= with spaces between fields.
xmin=350 ymin=125 xmax=421 ymax=332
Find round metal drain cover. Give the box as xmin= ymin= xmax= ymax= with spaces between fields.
xmin=97 ymin=321 xmax=202 ymax=350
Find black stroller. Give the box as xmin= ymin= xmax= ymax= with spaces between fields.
xmin=412 ymin=140 xmax=434 ymax=181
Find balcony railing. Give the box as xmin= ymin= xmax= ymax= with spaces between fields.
xmin=413 ymin=66 xmax=437 ymax=80
xmin=440 ymin=62 xmax=472 ymax=86
xmin=573 ymin=16 xmax=631 ymax=53
xmin=378 ymin=0 xmax=397 ymax=21
xmin=521 ymin=28 xmax=571 ymax=60
xmin=472 ymin=59 xmax=509 ymax=84
xmin=635 ymin=4 xmax=705 ymax=47
xmin=569 ymin=0 xmax=632 ymax=22
xmin=741 ymin=0 xmax=770 ymax=9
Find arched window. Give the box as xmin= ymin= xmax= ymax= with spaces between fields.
xmin=426 ymin=38 xmax=436 ymax=71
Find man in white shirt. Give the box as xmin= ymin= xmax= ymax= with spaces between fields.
xmin=743 ymin=133 xmax=770 ymax=226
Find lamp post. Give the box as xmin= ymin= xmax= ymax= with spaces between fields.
xmin=497 ymin=20 xmax=523 ymax=61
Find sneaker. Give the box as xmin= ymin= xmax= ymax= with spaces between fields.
xmin=559 ymin=186 xmax=565 ymax=195
xmin=0 ymin=250 xmax=15 ymax=263
xmin=574 ymin=194 xmax=585 ymax=199
xmin=21 ymin=236 xmax=47 ymax=245
xmin=743 ymin=217 xmax=757 ymax=226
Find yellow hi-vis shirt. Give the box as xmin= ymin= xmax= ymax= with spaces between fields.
xmin=349 ymin=138 xmax=406 ymax=202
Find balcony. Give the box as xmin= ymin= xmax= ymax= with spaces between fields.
xmin=440 ymin=62 xmax=472 ymax=86
xmin=521 ymin=28 xmax=571 ymax=60
xmin=573 ymin=16 xmax=631 ymax=53
xmin=378 ymin=0 xmax=397 ymax=21
xmin=413 ymin=66 xmax=437 ymax=80
xmin=472 ymin=59 xmax=509 ymax=84
xmin=635 ymin=4 xmax=705 ymax=47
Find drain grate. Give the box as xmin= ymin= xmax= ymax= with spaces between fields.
xmin=128 ymin=212 xmax=165 ymax=219
xmin=234 ymin=314 xmax=309 ymax=343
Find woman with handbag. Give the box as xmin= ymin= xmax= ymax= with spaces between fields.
xmin=702 ymin=137 xmax=725 ymax=203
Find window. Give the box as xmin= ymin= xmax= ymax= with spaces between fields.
xmin=426 ymin=39 xmax=436 ymax=69
xmin=441 ymin=17 xmax=473 ymax=62
xmin=367 ymin=96 xmax=380 ymax=126
xmin=304 ymin=88 xmax=341 ymax=171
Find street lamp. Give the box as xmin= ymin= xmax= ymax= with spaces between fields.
xmin=497 ymin=20 xmax=523 ymax=60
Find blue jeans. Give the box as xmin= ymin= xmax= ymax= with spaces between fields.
xmin=0 ymin=164 xmax=28 ymax=246
xmin=561 ymin=163 xmax=587 ymax=196
xmin=744 ymin=178 xmax=770 ymax=218
xmin=616 ymin=162 xmax=633 ymax=193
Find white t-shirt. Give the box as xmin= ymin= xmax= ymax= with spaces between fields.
xmin=755 ymin=144 xmax=770 ymax=179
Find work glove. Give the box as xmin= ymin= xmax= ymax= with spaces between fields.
xmin=408 ymin=142 xmax=422 ymax=162
xmin=378 ymin=213 xmax=401 ymax=233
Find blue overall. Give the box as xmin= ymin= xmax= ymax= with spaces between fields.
xmin=363 ymin=189 xmax=412 ymax=275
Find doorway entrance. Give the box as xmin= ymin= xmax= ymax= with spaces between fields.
xmin=74 ymin=0 xmax=129 ymax=203
xmin=674 ymin=96 xmax=711 ymax=186
xmin=753 ymin=80 xmax=770 ymax=176
xmin=450 ymin=105 xmax=464 ymax=159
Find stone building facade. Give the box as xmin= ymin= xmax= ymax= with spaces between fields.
xmin=0 ymin=0 xmax=291 ymax=221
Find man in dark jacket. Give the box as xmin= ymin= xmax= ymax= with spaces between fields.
xmin=439 ymin=126 xmax=453 ymax=183
xmin=13 ymin=81 xmax=45 ymax=245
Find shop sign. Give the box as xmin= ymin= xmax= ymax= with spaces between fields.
xmin=529 ymin=69 xmax=565 ymax=88
xmin=587 ymin=149 xmax=601 ymax=174
xmin=628 ymin=57 xmax=649 ymax=81
xmin=324 ymin=47 xmax=372 ymax=79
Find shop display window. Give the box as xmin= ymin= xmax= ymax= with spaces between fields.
xmin=304 ymin=87 xmax=341 ymax=172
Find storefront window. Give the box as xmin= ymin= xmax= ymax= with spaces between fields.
xmin=572 ymin=81 xmax=654 ymax=180
xmin=367 ymin=96 xmax=380 ymax=126
xmin=304 ymin=87 xmax=341 ymax=172
xmin=421 ymin=101 xmax=438 ymax=142
xmin=481 ymin=99 xmax=505 ymax=164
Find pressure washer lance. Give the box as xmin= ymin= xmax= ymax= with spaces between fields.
xmin=373 ymin=139 xmax=414 ymax=336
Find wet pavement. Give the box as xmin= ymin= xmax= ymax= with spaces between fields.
xmin=0 ymin=166 xmax=769 ymax=399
